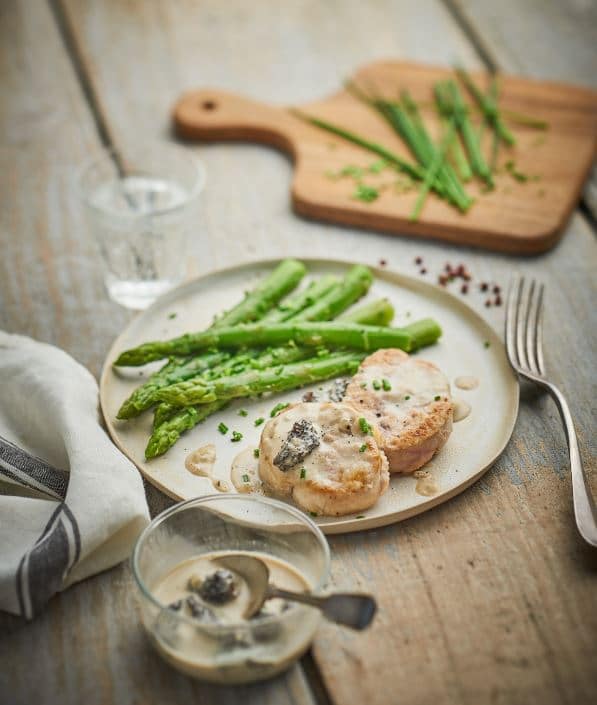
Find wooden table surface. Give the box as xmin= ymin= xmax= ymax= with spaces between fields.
xmin=1 ymin=2 xmax=596 ymax=704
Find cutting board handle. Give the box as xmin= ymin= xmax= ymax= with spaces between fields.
xmin=173 ymin=89 xmax=299 ymax=155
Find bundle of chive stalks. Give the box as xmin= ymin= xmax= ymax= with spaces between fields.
xmin=292 ymin=66 xmax=545 ymax=221
xmin=113 ymin=259 xmax=441 ymax=458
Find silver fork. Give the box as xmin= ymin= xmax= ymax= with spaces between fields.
xmin=505 ymin=278 xmax=597 ymax=547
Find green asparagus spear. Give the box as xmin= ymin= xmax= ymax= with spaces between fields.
xmin=212 ymin=258 xmax=307 ymax=326
xmin=145 ymin=402 xmax=228 ymax=459
xmin=154 ymin=317 xmax=441 ymax=408
xmin=150 ymin=297 xmax=395 ymax=431
xmin=156 ymin=352 xmax=366 ymax=406
xmin=116 ymin=351 xmax=232 ymax=419
xmin=116 ymin=259 xmax=306 ymax=418
xmin=115 ymin=321 xmax=418 ymax=366
xmin=262 ymin=275 xmax=338 ymax=322
xmin=293 ymin=265 xmax=373 ymax=321
xmin=339 ymin=297 xmax=394 ymax=326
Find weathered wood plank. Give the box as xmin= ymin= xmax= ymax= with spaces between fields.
xmin=450 ymin=0 xmax=597 ymax=219
xmin=0 ymin=4 xmax=314 ymax=705
xmin=59 ymin=0 xmax=597 ymax=703
xmin=0 ymin=1 xmax=129 ymax=377
xmin=7 ymin=1 xmax=597 ymax=704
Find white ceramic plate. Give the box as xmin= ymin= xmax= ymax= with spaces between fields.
xmin=100 ymin=259 xmax=518 ymax=534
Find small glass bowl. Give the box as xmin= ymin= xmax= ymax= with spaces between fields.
xmin=132 ymin=495 xmax=330 ymax=684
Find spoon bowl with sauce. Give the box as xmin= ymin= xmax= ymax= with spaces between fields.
xmin=215 ymin=554 xmax=377 ymax=630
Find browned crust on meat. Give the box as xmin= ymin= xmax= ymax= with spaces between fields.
xmin=344 ymin=349 xmax=453 ymax=474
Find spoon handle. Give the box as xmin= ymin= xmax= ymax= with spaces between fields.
xmin=268 ymin=587 xmax=377 ymax=630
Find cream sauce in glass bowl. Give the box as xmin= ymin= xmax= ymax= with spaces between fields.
xmin=149 ymin=551 xmax=318 ymax=683
xmin=132 ymin=494 xmax=329 ymax=684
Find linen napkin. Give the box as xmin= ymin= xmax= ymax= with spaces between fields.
xmin=0 ymin=332 xmax=149 ymax=618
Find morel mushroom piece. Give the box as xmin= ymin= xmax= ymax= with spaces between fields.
xmin=185 ymin=594 xmax=218 ymax=622
xmin=273 ymin=419 xmax=321 ymax=471
xmin=198 ymin=569 xmax=238 ymax=604
xmin=328 ymin=378 xmax=349 ymax=402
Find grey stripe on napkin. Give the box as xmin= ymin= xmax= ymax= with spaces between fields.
xmin=0 ymin=435 xmax=69 ymax=500
xmin=16 ymin=502 xmax=81 ymax=619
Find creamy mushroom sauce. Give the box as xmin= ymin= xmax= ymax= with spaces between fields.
xmin=149 ymin=551 xmax=318 ymax=683
xmin=230 ymin=448 xmax=263 ymax=494
xmin=185 ymin=444 xmax=230 ymax=492
xmin=454 ymin=375 xmax=479 ymax=390
xmin=413 ymin=470 xmax=439 ymax=496
xmin=453 ymin=399 xmax=471 ymax=422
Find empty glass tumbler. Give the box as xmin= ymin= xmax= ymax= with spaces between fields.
xmin=79 ymin=146 xmax=205 ymax=309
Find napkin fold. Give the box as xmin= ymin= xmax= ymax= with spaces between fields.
xmin=0 ymin=332 xmax=149 ymax=618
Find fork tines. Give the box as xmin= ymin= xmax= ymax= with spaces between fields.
xmin=505 ymin=277 xmax=545 ymax=377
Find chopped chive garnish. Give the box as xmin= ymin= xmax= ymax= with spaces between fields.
xmin=167 ymin=312 xmax=177 ymax=319
xmin=372 ymin=379 xmax=381 ymax=390
xmin=369 ymin=159 xmax=388 ymax=174
xmin=254 ymin=417 xmax=265 ymax=426
xmin=359 ymin=417 xmax=372 ymax=435
xmin=434 ymin=395 xmax=441 ymax=401
xmin=300 ymin=468 xmax=306 ymax=479
xmin=238 ymin=409 xmax=248 ymax=417
xmin=242 ymin=474 xmax=250 ymax=483
xmin=382 ymin=379 xmax=392 ymax=391
xmin=218 ymin=422 xmax=228 ymax=435
xmin=359 ymin=444 xmax=367 ymax=453
xmin=353 ymin=183 xmax=380 ymax=203
xmin=253 ymin=448 xmax=260 ymax=458
xmin=356 ymin=515 xmax=365 ymax=519
xmin=484 ymin=341 xmax=491 ymax=349
xmin=309 ymin=511 xmax=318 ymax=518
xmin=270 ymin=402 xmax=289 ymax=417
xmin=404 ymin=395 xmax=411 ymax=400
xmin=231 ymin=431 xmax=243 ymax=442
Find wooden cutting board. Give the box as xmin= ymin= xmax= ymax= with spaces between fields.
xmin=173 ymin=61 xmax=597 ymax=254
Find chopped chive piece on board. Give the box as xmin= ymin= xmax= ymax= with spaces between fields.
xmin=238 ymin=409 xmax=248 ymax=417
xmin=254 ymin=417 xmax=265 ymax=426
xmin=218 ymin=422 xmax=228 ymax=435
xmin=382 ymin=379 xmax=392 ymax=391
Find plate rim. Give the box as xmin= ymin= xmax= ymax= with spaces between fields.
xmin=100 ymin=256 xmax=519 ymax=533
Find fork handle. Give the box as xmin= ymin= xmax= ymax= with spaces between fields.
xmin=546 ymin=383 xmax=597 ymax=547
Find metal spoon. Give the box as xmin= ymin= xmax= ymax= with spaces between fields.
xmin=215 ymin=554 xmax=377 ymax=630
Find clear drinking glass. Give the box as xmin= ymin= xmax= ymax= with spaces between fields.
xmin=132 ymin=495 xmax=330 ymax=684
xmin=79 ymin=146 xmax=205 ymax=309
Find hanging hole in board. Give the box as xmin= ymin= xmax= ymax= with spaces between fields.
xmin=201 ymin=100 xmax=217 ymax=111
